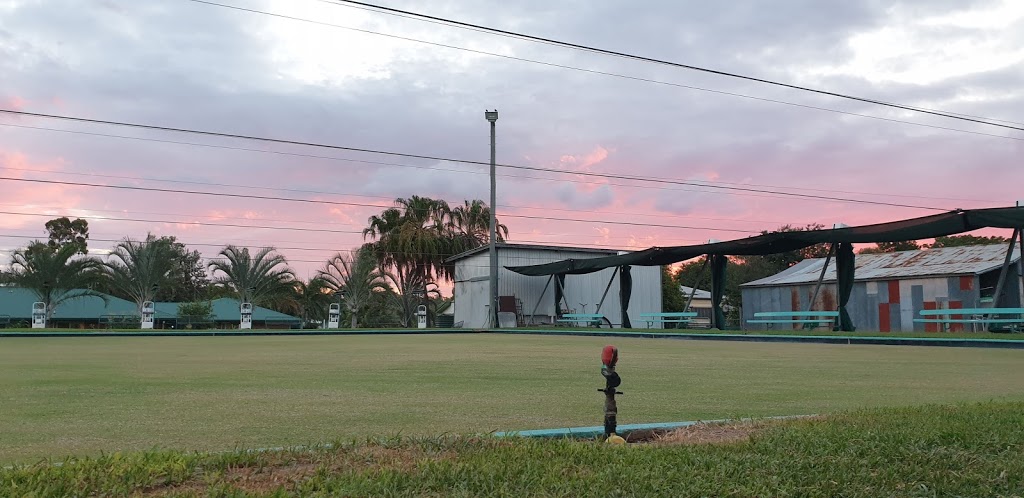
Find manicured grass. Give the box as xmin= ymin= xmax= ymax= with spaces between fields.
xmin=4 ymin=326 xmax=1023 ymax=341
xmin=2 ymin=334 xmax=1024 ymax=463
xmin=3 ymin=402 xmax=1022 ymax=497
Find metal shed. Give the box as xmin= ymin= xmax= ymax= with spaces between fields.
xmin=448 ymin=243 xmax=662 ymax=328
xmin=740 ymin=244 xmax=1022 ymax=332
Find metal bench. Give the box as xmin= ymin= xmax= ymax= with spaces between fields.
xmin=748 ymin=311 xmax=839 ymax=329
xmin=638 ymin=312 xmax=697 ymax=329
xmin=914 ymin=308 xmax=1024 ymax=333
xmin=557 ymin=313 xmax=608 ymax=328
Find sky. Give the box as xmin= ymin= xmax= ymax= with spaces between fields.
xmin=2 ymin=0 xmax=1023 ymax=282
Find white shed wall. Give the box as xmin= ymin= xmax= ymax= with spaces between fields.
xmin=453 ymin=247 xmax=662 ymax=329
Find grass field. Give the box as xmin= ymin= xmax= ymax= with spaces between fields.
xmin=2 ymin=334 xmax=1024 ymax=463
xmin=3 ymin=402 xmax=1022 ymax=496
xmin=4 ymin=326 xmax=1024 ymax=341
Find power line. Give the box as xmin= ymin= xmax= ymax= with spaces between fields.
xmin=2 ymin=123 xmax=993 ymax=207
xmin=0 ymin=233 xmax=657 ymax=261
xmin=0 ymin=186 xmax=763 ymax=233
xmin=5 ymin=123 xmax=974 ymax=208
xmin=0 ymin=210 xmax=364 ymax=235
xmin=328 ymin=0 xmax=1024 ymax=132
xmin=181 ymin=0 xmax=1024 ymax=139
xmin=0 ymin=110 xmax=950 ymax=210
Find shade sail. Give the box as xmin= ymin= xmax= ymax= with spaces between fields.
xmin=506 ymin=207 xmax=1024 ymax=276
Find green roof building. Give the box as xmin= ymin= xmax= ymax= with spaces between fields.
xmin=0 ymin=287 xmax=301 ymax=329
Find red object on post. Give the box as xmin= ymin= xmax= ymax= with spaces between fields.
xmin=602 ymin=345 xmax=618 ymax=368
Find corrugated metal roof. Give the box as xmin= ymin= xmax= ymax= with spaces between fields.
xmin=741 ymin=244 xmax=1021 ymax=287
xmin=680 ymin=285 xmax=711 ymax=299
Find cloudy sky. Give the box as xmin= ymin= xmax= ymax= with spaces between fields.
xmin=2 ymin=0 xmax=1023 ymax=280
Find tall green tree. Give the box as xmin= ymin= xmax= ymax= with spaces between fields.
xmin=859 ymin=240 xmax=921 ymax=254
xmin=929 ymin=235 xmax=1010 ymax=248
xmin=44 ymin=217 xmax=90 ymax=254
xmin=276 ymin=277 xmax=334 ymax=327
xmin=5 ymin=241 xmax=106 ymax=325
xmin=446 ymin=199 xmax=509 ymax=277
xmin=207 ymin=246 xmax=296 ymax=307
xmin=320 ymin=246 xmax=392 ymax=328
xmin=661 ymin=266 xmax=686 ymax=312
xmin=152 ymin=236 xmax=209 ymax=302
xmin=103 ymin=235 xmax=176 ymax=318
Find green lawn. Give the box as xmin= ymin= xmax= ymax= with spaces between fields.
xmin=2 ymin=334 xmax=1023 ymax=463
xmin=3 ymin=402 xmax=1023 ymax=496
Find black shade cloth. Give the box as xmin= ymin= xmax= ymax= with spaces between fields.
xmin=619 ymin=265 xmax=632 ymax=328
xmin=506 ymin=207 xmax=1024 ymax=276
xmin=835 ymin=242 xmax=856 ymax=332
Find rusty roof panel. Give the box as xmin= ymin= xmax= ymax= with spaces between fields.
xmin=742 ymin=244 xmax=1021 ymax=287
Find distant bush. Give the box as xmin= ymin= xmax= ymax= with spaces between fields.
xmin=177 ymin=301 xmax=214 ymax=329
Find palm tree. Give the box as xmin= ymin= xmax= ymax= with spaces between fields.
xmin=363 ymin=196 xmax=452 ymax=325
xmin=207 ymin=246 xmax=296 ymax=307
xmin=449 ymin=199 xmax=509 ymax=246
xmin=277 ymin=277 xmax=334 ymax=327
xmin=5 ymin=241 xmax=106 ymax=326
xmin=103 ymin=235 xmax=175 ymax=321
xmin=320 ymin=246 xmax=391 ymax=328
xmin=446 ymin=199 xmax=509 ymax=277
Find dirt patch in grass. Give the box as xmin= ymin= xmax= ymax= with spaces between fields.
xmin=139 ymin=445 xmax=458 ymax=497
xmin=650 ymin=421 xmax=764 ymax=446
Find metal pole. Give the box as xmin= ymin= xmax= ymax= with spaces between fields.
xmin=1018 ymin=227 xmax=1024 ymax=309
xmin=527 ymin=274 xmax=554 ymax=326
xmin=990 ymin=228 xmax=1018 ymax=311
xmin=485 ymin=110 xmax=499 ymax=328
xmin=594 ymin=266 xmax=620 ymax=314
xmin=806 ymin=243 xmax=836 ymax=312
xmin=684 ymin=257 xmax=710 ymax=312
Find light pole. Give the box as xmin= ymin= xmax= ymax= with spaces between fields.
xmin=485 ymin=109 xmax=499 ymax=328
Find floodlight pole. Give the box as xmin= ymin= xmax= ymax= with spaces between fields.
xmin=486 ymin=110 xmax=499 ymax=328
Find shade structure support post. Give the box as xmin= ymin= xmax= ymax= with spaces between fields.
xmin=527 ymin=274 xmax=554 ymax=326
xmin=684 ymin=257 xmax=710 ymax=313
xmin=989 ymin=229 xmax=1019 ymax=322
xmin=1018 ymin=227 xmax=1024 ymax=309
xmin=806 ymin=243 xmax=835 ymax=313
xmin=554 ymin=273 xmax=571 ymax=316
xmin=594 ymin=266 xmax=620 ymax=314
xmin=835 ymin=242 xmax=857 ymax=332
xmin=709 ymin=254 xmax=728 ymax=330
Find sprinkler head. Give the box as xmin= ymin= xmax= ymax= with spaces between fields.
xmin=601 ymin=345 xmax=618 ymax=368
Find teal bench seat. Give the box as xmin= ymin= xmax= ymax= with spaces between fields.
xmin=748 ymin=311 xmax=839 ymax=329
xmin=913 ymin=308 xmax=1024 ymax=332
xmin=638 ymin=312 xmax=698 ymax=328
xmin=557 ymin=313 xmax=606 ymax=328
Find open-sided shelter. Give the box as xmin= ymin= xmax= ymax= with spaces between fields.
xmin=506 ymin=206 xmax=1024 ymax=331
xmin=447 ymin=243 xmax=661 ymax=328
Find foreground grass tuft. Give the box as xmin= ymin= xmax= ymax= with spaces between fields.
xmin=3 ymin=401 xmax=1023 ymax=497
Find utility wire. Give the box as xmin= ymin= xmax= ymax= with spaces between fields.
xmin=5 ymin=123 xmax=977 ymax=208
xmin=183 ymin=0 xmax=1024 ymax=137
xmin=0 ymin=109 xmax=950 ymax=210
xmin=328 ymin=0 xmax=1024 ymax=131
xmin=0 ymin=193 xmax=761 ymax=233
xmin=0 ymin=232 xmax=652 ymax=258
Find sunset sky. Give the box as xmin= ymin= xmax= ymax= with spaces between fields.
xmin=2 ymin=0 xmax=1023 ymax=282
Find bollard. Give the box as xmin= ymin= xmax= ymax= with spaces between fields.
xmin=599 ymin=345 xmax=625 ymax=444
